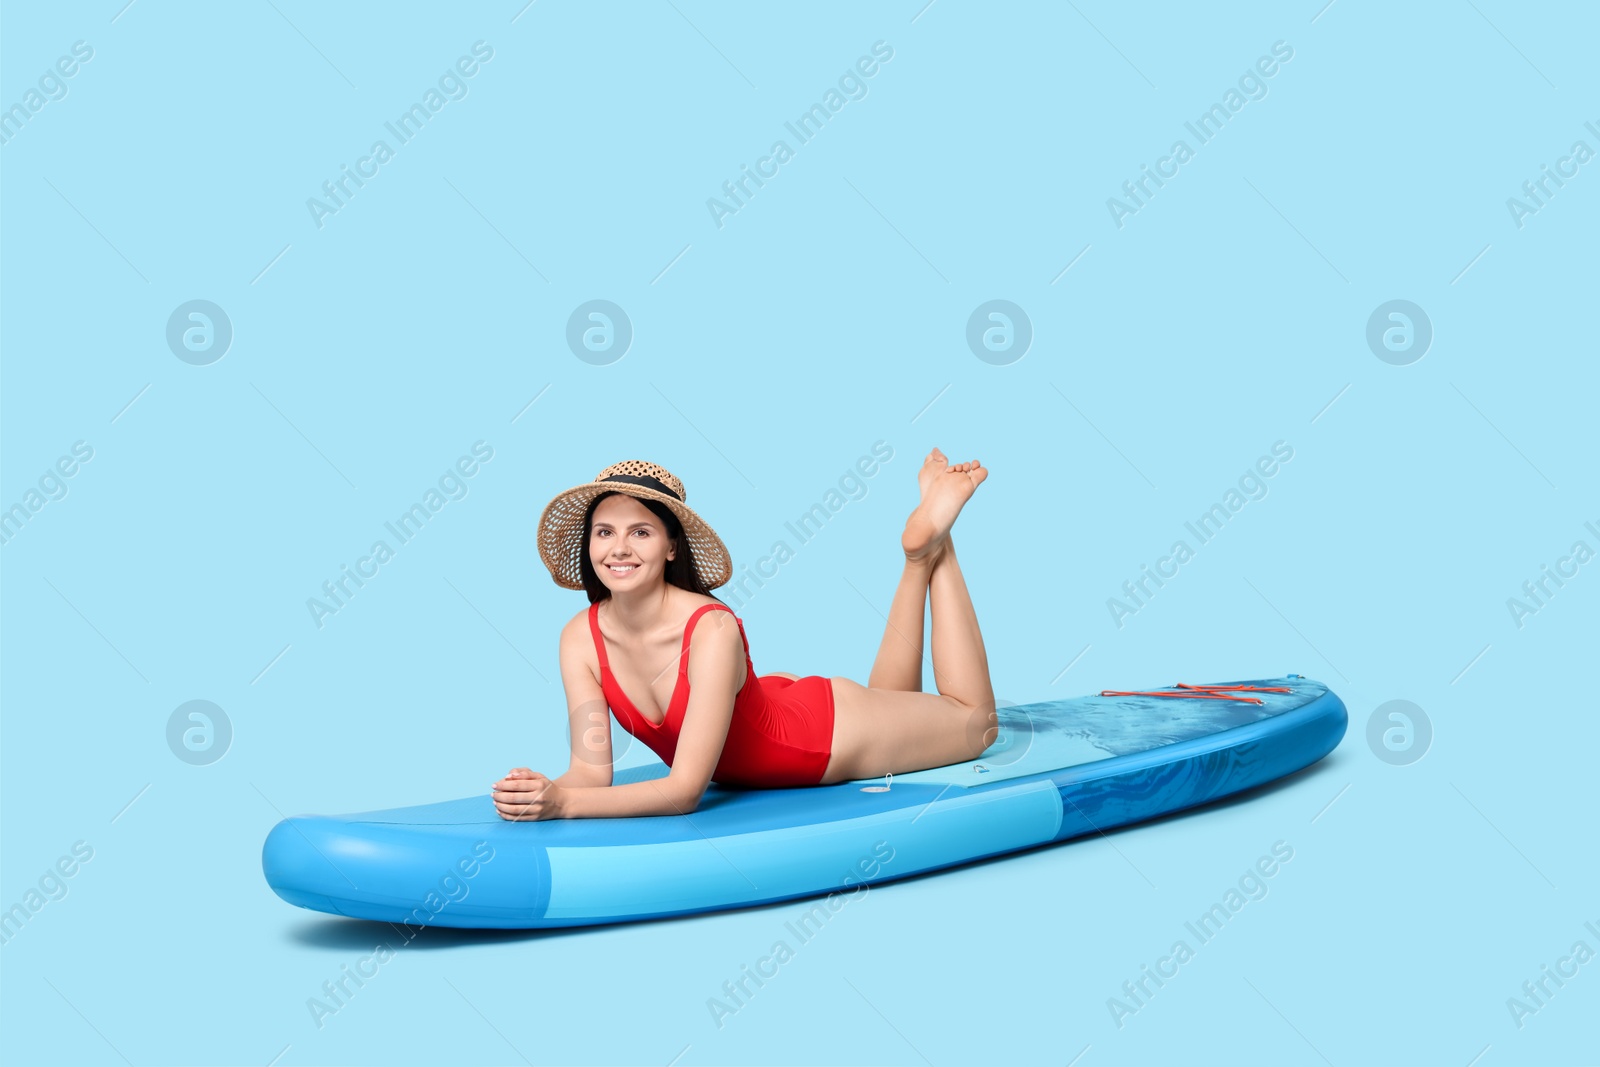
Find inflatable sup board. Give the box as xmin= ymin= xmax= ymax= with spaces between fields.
xmin=262 ymin=675 xmax=1345 ymax=929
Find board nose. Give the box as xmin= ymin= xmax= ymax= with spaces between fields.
xmin=261 ymin=816 xmax=365 ymax=908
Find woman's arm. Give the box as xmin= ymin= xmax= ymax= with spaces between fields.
xmin=493 ymin=613 xmax=614 ymax=810
xmin=557 ymin=612 xmax=617 ymax=787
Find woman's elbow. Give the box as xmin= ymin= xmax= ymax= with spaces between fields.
xmin=668 ymin=778 xmax=708 ymax=814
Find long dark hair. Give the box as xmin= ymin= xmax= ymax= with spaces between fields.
xmin=578 ymin=491 xmax=725 ymax=605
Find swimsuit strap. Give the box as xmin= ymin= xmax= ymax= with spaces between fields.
xmin=586 ymin=601 xmax=611 ymax=674
xmin=677 ymin=603 xmax=748 ymax=677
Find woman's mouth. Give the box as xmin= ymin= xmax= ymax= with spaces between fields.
xmin=607 ymin=564 xmax=639 ymax=577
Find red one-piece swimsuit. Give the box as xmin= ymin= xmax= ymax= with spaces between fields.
xmin=588 ymin=601 xmax=835 ymax=788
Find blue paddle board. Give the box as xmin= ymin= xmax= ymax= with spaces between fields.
xmin=262 ymin=675 xmax=1345 ymax=929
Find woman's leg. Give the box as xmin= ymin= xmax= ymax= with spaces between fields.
xmin=863 ymin=533 xmax=993 ymax=712
xmin=865 ymin=554 xmax=931 ymax=692
xmin=864 ymin=446 xmax=970 ymax=693
xmin=927 ymin=536 xmax=996 ymax=719
xmin=822 ymin=453 xmax=996 ymax=782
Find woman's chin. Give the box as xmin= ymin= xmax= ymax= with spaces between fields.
xmin=599 ymin=567 xmax=652 ymax=586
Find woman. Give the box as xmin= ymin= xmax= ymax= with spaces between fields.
xmin=491 ymin=448 xmax=997 ymax=820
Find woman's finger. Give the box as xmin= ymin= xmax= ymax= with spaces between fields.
xmin=494 ymin=779 xmax=547 ymax=794
xmin=494 ymin=798 xmax=540 ymax=818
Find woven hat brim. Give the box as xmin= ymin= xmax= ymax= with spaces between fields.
xmin=538 ymin=482 xmax=732 ymax=591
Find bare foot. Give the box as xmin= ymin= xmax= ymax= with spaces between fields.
xmin=903 ymin=451 xmax=987 ymax=561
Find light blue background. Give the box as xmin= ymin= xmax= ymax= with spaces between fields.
xmin=3 ymin=1 xmax=1596 ymax=1064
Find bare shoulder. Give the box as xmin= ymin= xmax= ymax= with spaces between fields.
xmin=684 ymin=595 xmax=739 ymax=630
xmin=684 ymin=598 xmax=744 ymax=657
xmin=561 ymin=604 xmax=591 ymax=640
xmin=683 ymin=600 xmax=745 ymax=692
xmin=559 ymin=605 xmax=597 ymax=665
xmin=559 ymin=605 xmax=612 ymax=696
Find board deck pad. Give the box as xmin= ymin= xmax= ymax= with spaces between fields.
xmin=262 ymin=676 xmax=1346 ymax=928
xmin=876 ymin=676 xmax=1325 ymax=787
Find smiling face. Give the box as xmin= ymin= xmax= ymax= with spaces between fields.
xmin=588 ymin=493 xmax=676 ymax=590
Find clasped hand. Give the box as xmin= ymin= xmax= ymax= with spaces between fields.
xmin=491 ymin=767 xmax=566 ymax=821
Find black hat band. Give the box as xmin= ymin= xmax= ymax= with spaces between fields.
xmin=599 ymin=473 xmax=682 ymax=502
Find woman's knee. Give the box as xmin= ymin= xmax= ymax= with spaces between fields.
xmin=955 ymin=698 xmax=998 ymax=757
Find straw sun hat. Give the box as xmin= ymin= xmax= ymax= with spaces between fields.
xmin=537 ymin=460 xmax=733 ymax=591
